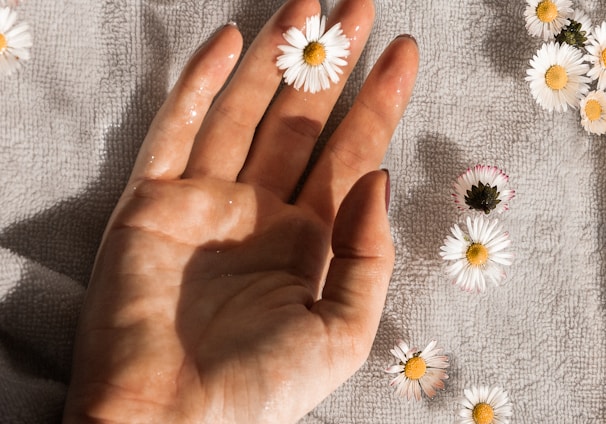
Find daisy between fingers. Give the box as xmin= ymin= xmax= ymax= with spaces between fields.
xmin=0 ymin=6 xmax=32 ymax=77
xmin=456 ymin=385 xmax=513 ymax=424
xmin=440 ymin=215 xmax=513 ymax=293
xmin=579 ymin=90 xmax=606 ymax=135
xmin=452 ymin=165 xmax=515 ymax=215
xmin=276 ymin=14 xmax=350 ymax=93
xmin=385 ymin=340 xmax=449 ymax=401
xmin=526 ymin=41 xmax=590 ymax=112
xmin=524 ymin=0 xmax=573 ymax=41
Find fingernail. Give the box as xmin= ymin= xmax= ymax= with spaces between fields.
xmin=396 ymin=33 xmax=417 ymax=45
xmin=382 ymin=168 xmax=391 ymax=212
xmin=194 ymin=22 xmax=237 ymax=56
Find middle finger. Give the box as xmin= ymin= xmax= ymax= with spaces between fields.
xmin=238 ymin=0 xmax=375 ymax=201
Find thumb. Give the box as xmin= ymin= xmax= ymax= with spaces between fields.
xmin=313 ymin=170 xmax=395 ymax=361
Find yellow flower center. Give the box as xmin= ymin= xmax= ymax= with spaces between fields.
xmin=536 ymin=0 xmax=558 ymax=23
xmin=545 ymin=65 xmax=568 ymax=90
xmin=601 ymin=49 xmax=606 ymax=66
xmin=0 ymin=33 xmax=7 ymax=53
xmin=403 ymin=356 xmax=427 ymax=380
xmin=303 ymin=41 xmax=326 ymax=66
xmin=466 ymin=243 xmax=489 ymax=266
xmin=585 ymin=99 xmax=603 ymax=121
xmin=472 ymin=402 xmax=495 ymax=424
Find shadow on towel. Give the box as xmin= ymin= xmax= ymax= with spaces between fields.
xmin=398 ymin=132 xmax=465 ymax=260
xmin=0 ymin=9 xmax=171 ymax=285
xmin=480 ymin=0 xmax=534 ymax=80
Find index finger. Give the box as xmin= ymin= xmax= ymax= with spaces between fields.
xmin=129 ymin=24 xmax=243 ymax=182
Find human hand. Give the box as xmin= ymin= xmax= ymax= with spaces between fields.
xmin=63 ymin=0 xmax=418 ymax=422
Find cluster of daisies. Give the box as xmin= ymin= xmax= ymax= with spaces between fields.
xmin=385 ymin=165 xmax=516 ymax=423
xmin=0 ymin=0 xmax=30 ymax=78
xmin=525 ymin=0 xmax=606 ymax=135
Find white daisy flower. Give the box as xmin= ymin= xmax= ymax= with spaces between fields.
xmin=524 ymin=0 xmax=573 ymax=41
xmin=276 ymin=14 xmax=350 ymax=94
xmin=456 ymin=385 xmax=513 ymax=424
xmin=571 ymin=9 xmax=592 ymax=38
xmin=385 ymin=339 xmax=449 ymax=401
xmin=0 ymin=7 xmax=32 ymax=77
xmin=579 ymin=90 xmax=606 ymax=135
xmin=440 ymin=215 xmax=513 ymax=293
xmin=452 ymin=165 xmax=515 ymax=215
xmin=526 ymin=41 xmax=590 ymax=112
xmin=555 ymin=9 xmax=592 ymax=47
xmin=586 ymin=22 xmax=606 ymax=90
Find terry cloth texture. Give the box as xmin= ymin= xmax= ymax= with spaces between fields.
xmin=0 ymin=0 xmax=604 ymax=422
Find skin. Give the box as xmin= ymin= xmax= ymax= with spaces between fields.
xmin=62 ymin=0 xmax=419 ymax=422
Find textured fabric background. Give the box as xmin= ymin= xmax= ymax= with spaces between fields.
xmin=0 ymin=0 xmax=604 ymax=422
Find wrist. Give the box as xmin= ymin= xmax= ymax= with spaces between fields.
xmin=63 ymin=382 xmax=181 ymax=424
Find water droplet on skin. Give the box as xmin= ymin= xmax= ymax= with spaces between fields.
xmin=186 ymin=107 xmax=198 ymax=125
xmin=149 ymin=155 xmax=155 ymax=164
xmin=394 ymin=89 xmax=402 ymax=109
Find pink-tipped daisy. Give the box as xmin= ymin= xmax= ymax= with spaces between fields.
xmin=385 ymin=339 xmax=449 ymax=401
xmin=440 ymin=215 xmax=513 ymax=293
xmin=0 ymin=7 xmax=32 ymax=77
xmin=276 ymin=14 xmax=350 ymax=94
xmin=456 ymin=385 xmax=513 ymax=424
xmin=526 ymin=41 xmax=590 ymax=112
xmin=524 ymin=0 xmax=573 ymax=41
xmin=452 ymin=165 xmax=515 ymax=215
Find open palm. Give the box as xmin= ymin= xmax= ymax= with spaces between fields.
xmin=63 ymin=0 xmax=418 ymax=423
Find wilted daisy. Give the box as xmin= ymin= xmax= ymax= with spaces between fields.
xmin=579 ymin=90 xmax=606 ymax=135
xmin=276 ymin=14 xmax=350 ymax=93
xmin=586 ymin=22 xmax=606 ymax=90
xmin=385 ymin=339 xmax=449 ymax=401
xmin=524 ymin=0 xmax=573 ymax=41
xmin=0 ymin=7 xmax=32 ymax=77
xmin=456 ymin=385 xmax=513 ymax=424
xmin=440 ymin=215 xmax=513 ymax=293
xmin=452 ymin=165 xmax=515 ymax=215
xmin=526 ymin=41 xmax=590 ymax=112
xmin=555 ymin=9 xmax=592 ymax=47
